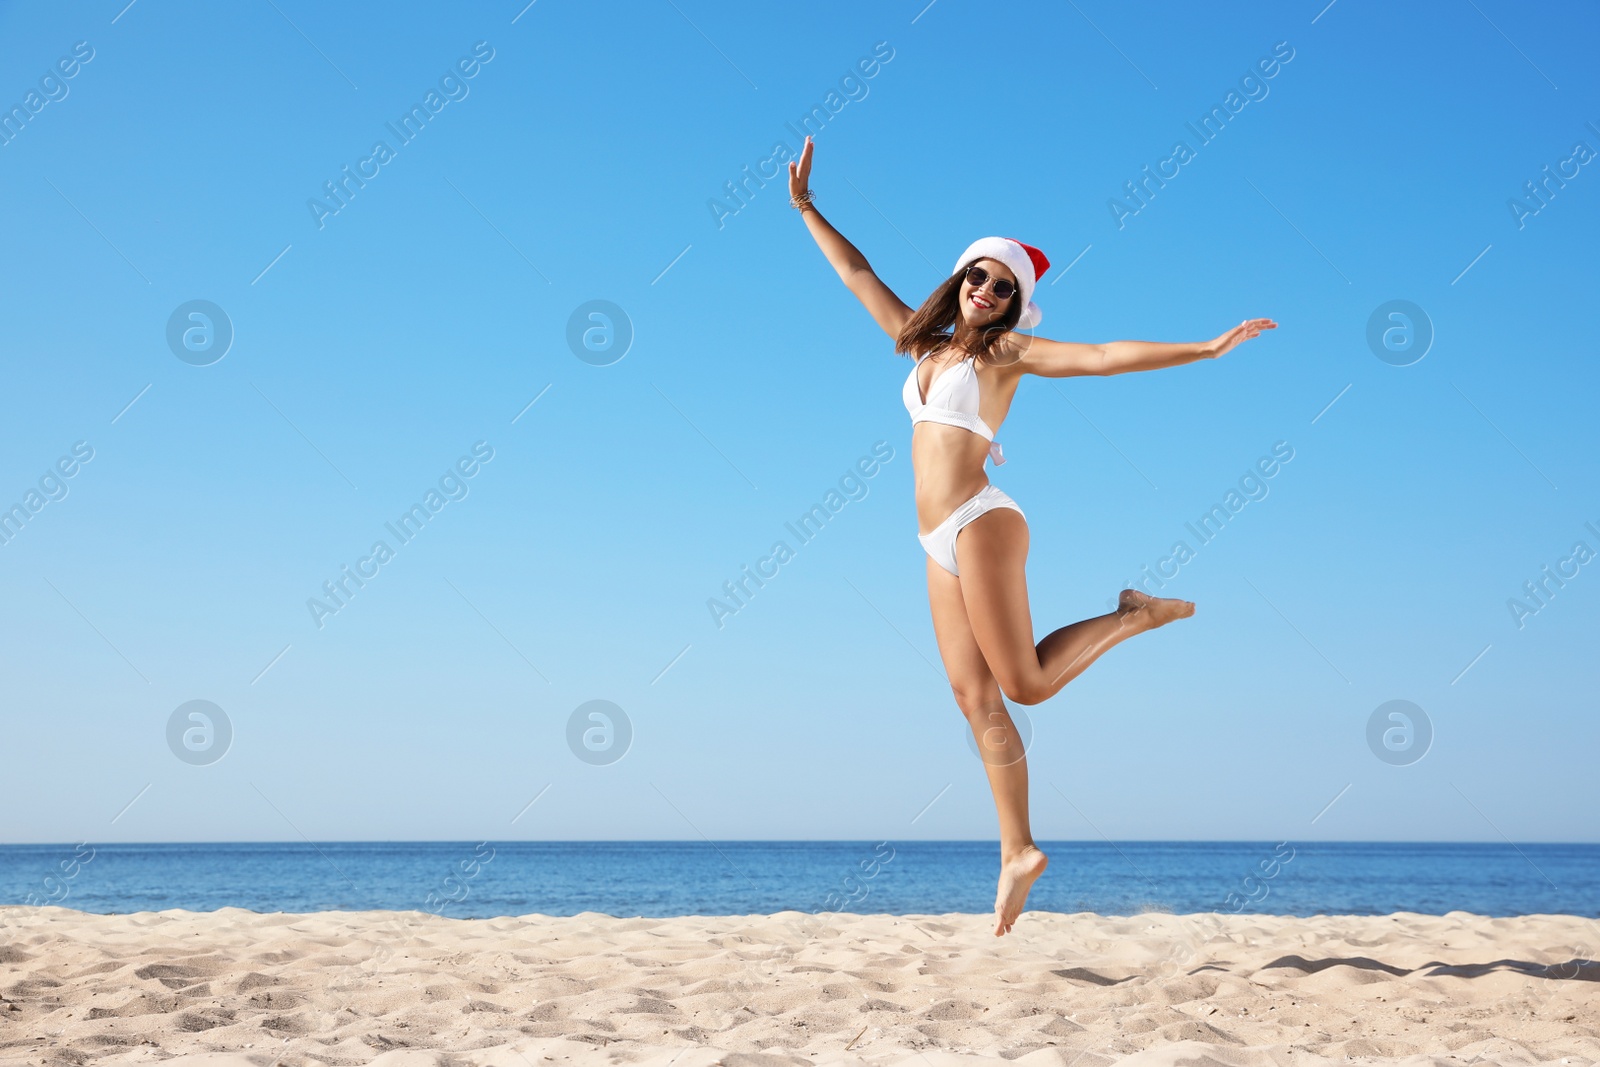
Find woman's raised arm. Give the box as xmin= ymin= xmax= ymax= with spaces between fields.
xmin=790 ymin=137 xmax=913 ymax=341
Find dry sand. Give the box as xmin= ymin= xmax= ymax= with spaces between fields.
xmin=0 ymin=907 xmax=1595 ymax=1066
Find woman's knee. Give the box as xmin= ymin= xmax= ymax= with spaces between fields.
xmin=997 ymin=674 xmax=1049 ymax=706
xmin=955 ymin=672 xmax=1044 ymax=717
xmin=949 ymin=683 xmax=1003 ymax=719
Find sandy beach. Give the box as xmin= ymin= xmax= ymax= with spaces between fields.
xmin=0 ymin=907 xmax=1595 ymax=1066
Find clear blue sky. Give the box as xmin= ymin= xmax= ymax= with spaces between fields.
xmin=2 ymin=0 xmax=1595 ymax=845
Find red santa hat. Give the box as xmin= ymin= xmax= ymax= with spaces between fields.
xmin=951 ymin=236 xmax=1051 ymax=329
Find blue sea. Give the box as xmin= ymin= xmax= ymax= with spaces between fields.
xmin=1 ymin=841 xmax=1595 ymax=918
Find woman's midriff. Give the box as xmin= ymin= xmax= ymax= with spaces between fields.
xmin=911 ymin=423 xmax=995 ymax=535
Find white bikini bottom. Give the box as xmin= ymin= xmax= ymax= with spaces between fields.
xmin=916 ymin=483 xmax=1025 ymax=576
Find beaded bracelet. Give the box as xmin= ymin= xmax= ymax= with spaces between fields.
xmin=789 ymin=189 xmax=816 ymax=209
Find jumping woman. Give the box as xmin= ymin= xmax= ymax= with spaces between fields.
xmin=788 ymin=137 xmax=1276 ymax=936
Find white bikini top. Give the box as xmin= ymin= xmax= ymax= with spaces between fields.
xmin=902 ymin=350 xmax=1005 ymax=465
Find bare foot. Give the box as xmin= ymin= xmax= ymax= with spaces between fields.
xmin=1117 ymin=588 xmax=1194 ymax=631
xmin=994 ymin=845 xmax=1048 ymax=936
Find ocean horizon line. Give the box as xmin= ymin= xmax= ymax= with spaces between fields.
xmin=5 ymin=838 xmax=1598 ymax=846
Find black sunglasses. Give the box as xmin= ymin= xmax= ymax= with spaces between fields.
xmin=963 ymin=265 xmax=1015 ymax=300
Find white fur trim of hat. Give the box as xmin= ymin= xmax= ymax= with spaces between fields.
xmin=951 ymin=236 xmax=1052 ymax=330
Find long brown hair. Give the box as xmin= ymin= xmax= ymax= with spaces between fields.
xmin=894 ymin=259 xmax=1022 ymax=364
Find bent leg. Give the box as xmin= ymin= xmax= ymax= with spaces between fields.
xmin=926 ymin=555 xmax=1048 ymax=936
xmin=955 ymin=508 xmax=1194 ymax=706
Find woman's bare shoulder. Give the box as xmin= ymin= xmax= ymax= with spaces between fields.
xmin=988 ymin=330 xmax=1034 ymax=375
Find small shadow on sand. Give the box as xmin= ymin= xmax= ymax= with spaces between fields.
xmin=1261 ymin=954 xmax=1600 ymax=981
xmin=1050 ymin=967 xmax=1133 ymax=986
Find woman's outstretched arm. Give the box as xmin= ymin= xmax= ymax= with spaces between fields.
xmin=1012 ymin=318 xmax=1277 ymax=377
xmin=790 ymin=136 xmax=913 ymax=340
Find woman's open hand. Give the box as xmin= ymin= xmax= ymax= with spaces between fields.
xmin=1205 ymin=317 xmax=1277 ymax=359
xmin=788 ymin=135 xmax=814 ymax=200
